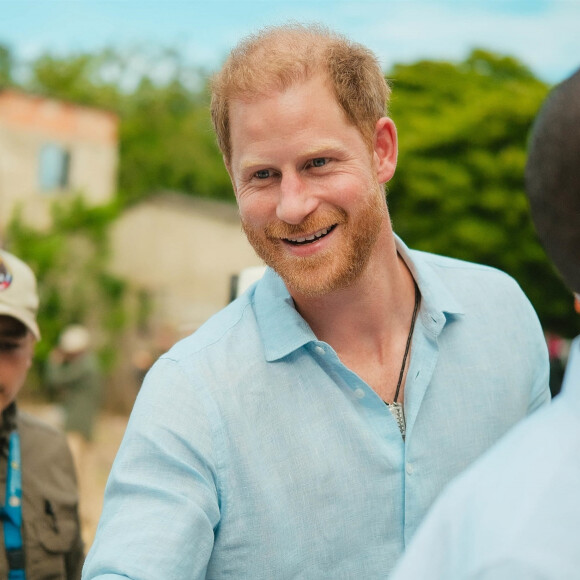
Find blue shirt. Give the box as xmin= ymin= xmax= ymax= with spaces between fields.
xmin=390 ymin=336 xmax=580 ymax=580
xmin=83 ymin=237 xmax=550 ymax=579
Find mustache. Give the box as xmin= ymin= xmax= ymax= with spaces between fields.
xmin=263 ymin=208 xmax=348 ymax=239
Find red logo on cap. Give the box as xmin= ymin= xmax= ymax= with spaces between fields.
xmin=0 ymin=258 xmax=13 ymax=291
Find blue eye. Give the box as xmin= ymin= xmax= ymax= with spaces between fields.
xmin=255 ymin=169 xmax=271 ymax=179
xmin=311 ymin=158 xmax=328 ymax=168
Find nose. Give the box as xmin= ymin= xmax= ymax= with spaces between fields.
xmin=276 ymin=172 xmax=319 ymax=224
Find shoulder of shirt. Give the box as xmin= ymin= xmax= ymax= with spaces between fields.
xmin=411 ymin=248 xmax=508 ymax=274
xmin=16 ymin=408 xmax=68 ymax=442
xmin=162 ymin=290 xmax=259 ymax=362
xmin=409 ymin=248 xmax=522 ymax=288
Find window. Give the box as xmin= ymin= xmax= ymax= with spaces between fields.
xmin=38 ymin=143 xmax=70 ymax=191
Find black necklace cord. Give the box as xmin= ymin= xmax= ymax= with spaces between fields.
xmin=392 ymin=279 xmax=420 ymax=404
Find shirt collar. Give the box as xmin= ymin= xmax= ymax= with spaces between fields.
xmin=394 ymin=235 xmax=465 ymax=326
xmin=254 ymin=267 xmax=316 ymax=362
xmin=253 ymin=235 xmax=465 ymax=362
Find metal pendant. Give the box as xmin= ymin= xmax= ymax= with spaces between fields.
xmin=388 ymin=402 xmax=406 ymax=440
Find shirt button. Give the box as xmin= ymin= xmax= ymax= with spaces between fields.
xmin=406 ymin=463 xmax=414 ymax=475
xmin=314 ymin=345 xmax=326 ymax=355
xmin=354 ymin=388 xmax=365 ymax=399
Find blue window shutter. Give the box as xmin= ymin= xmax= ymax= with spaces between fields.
xmin=38 ymin=143 xmax=70 ymax=191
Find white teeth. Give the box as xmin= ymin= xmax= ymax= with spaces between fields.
xmin=289 ymin=227 xmax=329 ymax=243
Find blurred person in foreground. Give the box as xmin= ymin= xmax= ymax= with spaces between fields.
xmin=83 ymin=24 xmax=550 ymax=579
xmin=391 ymin=67 xmax=580 ymax=579
xmin=46 ymin=325 xmax=103 ymax=544
xmin=0 ymin=249 xmax=83 ymax=579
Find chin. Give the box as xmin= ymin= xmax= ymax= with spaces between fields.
xmin=273 ymin=251 xmax=369 ymax=298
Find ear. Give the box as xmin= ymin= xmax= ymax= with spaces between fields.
xmin=373 ymin=117 xmax=398 ymax=184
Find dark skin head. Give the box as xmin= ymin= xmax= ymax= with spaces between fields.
xmin=525 ymin=68 xmax=580 ymax=295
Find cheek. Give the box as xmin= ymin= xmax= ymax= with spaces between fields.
xmin=238 ymin=195 xmax=273 ymax=227
xmin=16 ymin=354 xmax=32 ymax=387
xmin=0 ymin=358 xmax=27 ymax=400
xmin=14 ymin=353 xmax=31 ymax=376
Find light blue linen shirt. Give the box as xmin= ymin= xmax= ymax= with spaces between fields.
xmin=390 ymin=336 xmax=580 ymax=580
xmin=83 ymin=237 xmax=550 ymax=579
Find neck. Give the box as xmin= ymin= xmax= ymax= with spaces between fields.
xmin=292 ymin=231 xmax=416 ymax=362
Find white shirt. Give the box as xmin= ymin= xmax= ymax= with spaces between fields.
xmin=391 ymin=336 xmax=580 ymax=580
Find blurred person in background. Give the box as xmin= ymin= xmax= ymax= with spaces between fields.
xmin=0 ymin=249 xmax=83 ymax=579
xmin=83 ymin=24 xmax=550 ymax=579
xmin=46 ymin=324 xmax=103 ymax=545
xmin=391 ymin=67 xmax=580 ymax=579
xmin=46 ymin=325 xmax=102 ymax=446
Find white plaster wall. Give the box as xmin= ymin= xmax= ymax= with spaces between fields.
xmin=109 ymin=194 xmax=264 ymax=333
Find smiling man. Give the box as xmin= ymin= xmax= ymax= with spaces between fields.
xmin=84 ymin=24 xmax=549 ymax=579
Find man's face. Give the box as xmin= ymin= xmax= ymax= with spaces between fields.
xmin=227 ymin=74 xmax=396 ymax=298
xmin=0 ymin=315 xmax=35 ymax=411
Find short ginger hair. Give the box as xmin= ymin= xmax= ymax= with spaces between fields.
xmin=210 ymin=23 xmax=391 ymax=163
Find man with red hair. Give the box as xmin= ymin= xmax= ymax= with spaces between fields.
xmin=84 ymin=24 xmax=550 ymax=579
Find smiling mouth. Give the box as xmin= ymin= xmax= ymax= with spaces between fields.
xmin=284 ymin=225 xmax=337 ymax=245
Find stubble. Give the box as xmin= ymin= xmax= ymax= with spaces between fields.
xmin=241 ymin=184 xmax=388 ymax=297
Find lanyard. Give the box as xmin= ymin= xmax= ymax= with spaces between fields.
xmin=0 ymin=431 xmax=25 ymax=580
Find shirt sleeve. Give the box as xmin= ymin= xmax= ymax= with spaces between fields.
xmin=82 ymin=356 xmax=221 ymax=579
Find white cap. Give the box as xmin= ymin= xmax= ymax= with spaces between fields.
xmin=0 ymin=249 xmax=41 ymax=339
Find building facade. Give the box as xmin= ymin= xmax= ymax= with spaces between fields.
xmin=0 ymin=89 xmax=118 ymax=235
xmin=108 ymin=192 xmax=263 ymax=336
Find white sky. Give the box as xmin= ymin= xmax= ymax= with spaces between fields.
xmin=1 ymin=0 xmax=579 ymax=84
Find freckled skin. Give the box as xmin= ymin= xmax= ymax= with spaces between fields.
xmin=227 ymin=74 xmax=396 ymax=298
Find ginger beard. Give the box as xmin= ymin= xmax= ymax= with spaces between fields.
xmin=241 ymin=180 xmax=389 ymax=298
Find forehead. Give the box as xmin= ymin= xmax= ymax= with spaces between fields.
xmin=228 ymin=75 xmax=358 ymax=162
xmin=229 ymin=73 xmax=336 ymax=118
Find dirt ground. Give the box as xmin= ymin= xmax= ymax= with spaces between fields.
xmin=20 ymin=402 xmax=129 ymax=551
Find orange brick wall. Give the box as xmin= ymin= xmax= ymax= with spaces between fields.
xmin=0 ymin=89 xmax=117 ymax=144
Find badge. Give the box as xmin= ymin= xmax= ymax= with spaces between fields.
xmin=0 ymin=256 xmax=13 ymax=291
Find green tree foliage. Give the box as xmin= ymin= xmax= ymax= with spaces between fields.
xmin=387 ymin=49 xmax=578 ymax=336
xmin=29 ymin=52 xmax=119 ymax=110
xmin=118 ymin=75 xmax=231 ymax=204
xmin=6 ymin=198 xmax=126 ymax=376
xmin=22 ymin=46 xmax=231 ymax=205
xmin=0 ymin=43 xmax=12 ymax=86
